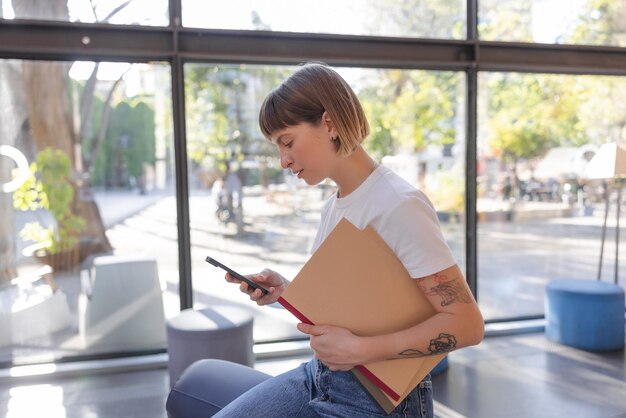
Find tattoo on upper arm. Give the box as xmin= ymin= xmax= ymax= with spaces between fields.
xmin=398 ymin=333 xmax=457 ymax=358
xmin=419 ymin=272 xmax=473 ymax=307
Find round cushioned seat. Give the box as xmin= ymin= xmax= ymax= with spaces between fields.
xmin=166 ymin=359 xmax=270 ymax=418
xmin=545 ymin=279 xmax=625 ymax=351
xmin=167 ymin=306 xmax=254 ymax=387
xmin=430 ymin=356 xmax=448 ymax=376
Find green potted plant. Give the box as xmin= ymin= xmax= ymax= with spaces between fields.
xmin=13 ymin=147 xmax=85 ymax=271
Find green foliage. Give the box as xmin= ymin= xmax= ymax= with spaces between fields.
xmin=12 ymin=148 xmax=85 ymax=254
xmin=360 ymin=70 xmax=458 ymax=156
xmin=486 ymin=73 xmax=587 ymax=162
xmin=363 ymin=0 xmax=465 ymax=39
xmin=185 ymin=65 xmax=290 ymax=172
xmin=568 ymin=0 xmax=626 ymax=47
xmin=478 ymin=0 xmax=535 ymax=42
xmin=93 ymin=99 xmax=156 ymax=187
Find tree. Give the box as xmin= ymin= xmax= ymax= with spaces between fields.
xmin=485 ymin=73 xmax=588 ymax=198
xmin=359 ymin=69 xmax=459 ymax=159
xmin=363 ymin=0 xmax=465 ymax=39
xmin=568 ymin=0 xmax=626 ymax=47
xmin=185 ymin=65 xmax=289 ymax=173
xmin=478 ymin=0 xmax=535 ymax=42
xmin=567 ymin=0 xmax=626 ymax=144
xmin=92 ymin=100 xmax=156 ymax=188
xmin=0 ymin=0 xmax=141 ymax=280
xmin=355 ymin=1 xmax=462 ymax=160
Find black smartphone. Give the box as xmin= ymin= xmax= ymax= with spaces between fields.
xmin=205 ymin=256 xmax=269 ymax=295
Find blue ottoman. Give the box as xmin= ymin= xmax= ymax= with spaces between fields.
xmin=545 ymin=279 xmax=625 ymax=351
xmin=430 ymin=356 xmax=448 ymax=376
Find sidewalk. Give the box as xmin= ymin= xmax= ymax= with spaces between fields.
xmin=94 ymin=189 xmax=169 ymax=229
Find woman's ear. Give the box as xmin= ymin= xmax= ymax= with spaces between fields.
xmin=321 ymin=111 xmax=337 ymax=138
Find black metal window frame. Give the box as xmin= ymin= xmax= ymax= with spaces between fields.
xmin=2 ymin=0 xmax=626 ymax=315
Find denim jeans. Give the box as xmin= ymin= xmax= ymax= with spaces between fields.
xmin=214 ymin=359 xmax=433 ymax=417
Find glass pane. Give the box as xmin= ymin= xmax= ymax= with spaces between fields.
xmin=0 ymin=59 xmax=176 ymax=365
xmin=479 ymin=0 xmax=626 ymax=47
xmin=186 ymin=63 xmax=465 ymax=342
xmin=3 ymin=0 xmax=169 ymax=26
xmin=182 ymin=0 xmax=466 ymax=39
xmin=477 ymin=72 xmax=626 ymax=320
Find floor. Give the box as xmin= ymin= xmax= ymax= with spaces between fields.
xmin=0 ymin=332 xmax=625 ymax=418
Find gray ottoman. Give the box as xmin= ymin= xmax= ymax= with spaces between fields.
xmin=167 ymin=306 xmax=254 ymax=387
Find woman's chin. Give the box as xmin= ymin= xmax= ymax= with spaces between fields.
xmin=303 ymin=176 xmax=323 ymax=186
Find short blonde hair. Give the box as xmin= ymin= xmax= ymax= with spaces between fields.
xmin=259 ymin=62 xmax=370 ymax=156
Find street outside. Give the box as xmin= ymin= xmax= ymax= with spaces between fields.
xmin=100 ymin=185 xmax=626 ymax=338
xmin=4 ymin=185 xmax=625 ymax=364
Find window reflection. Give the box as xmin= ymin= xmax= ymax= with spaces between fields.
xmin=0 ymin=59 xmax=175 ymax=365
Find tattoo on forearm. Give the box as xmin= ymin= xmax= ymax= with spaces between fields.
xmin=419 ymin=272 xmax=473 ymax=307
xmin=398 ymin=333 xmax=457 ymax=358
xmin=428 ymin=333 xmax=457 ymax=354
xmin=398 ymin=348 xmax=426 ymax=357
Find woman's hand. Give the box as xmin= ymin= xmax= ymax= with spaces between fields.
xmin=225 ymin=268 xmax=288 ymax=306
xmin=297 ymin=323 xmax=369 ymax=371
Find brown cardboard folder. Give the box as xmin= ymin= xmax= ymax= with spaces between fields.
xmin=277 ymin=218 xmax=445 ymax=412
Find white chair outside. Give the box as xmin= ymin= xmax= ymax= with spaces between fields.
xmin=78 ymin=255 xmax=167 ymax=351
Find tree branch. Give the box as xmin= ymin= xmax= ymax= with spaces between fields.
xmin=85 ymin=67 xmax=131 ymax=173
xmin=101 ymin=0 xmax=133 ymax=23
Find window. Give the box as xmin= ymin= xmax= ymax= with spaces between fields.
xmin=0 ymin=59 xmax=175 ymax=365
xmin=479 ymin=0 xmax=626 ymax=47
xmin=477 ymin=72 xmax=626 ymax=320
xmin=3 ymin=0 xmax=169 ymax=26
xmin=182 ymin=0 xmax=466 ymax=39
xmin=185 ymin=63 xmax=465 ymax=342
xmin=2 ymin=0 xmax=626 ymax=367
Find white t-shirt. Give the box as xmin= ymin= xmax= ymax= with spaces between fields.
xmin=311 ymin=165 xmax=456 ymax=279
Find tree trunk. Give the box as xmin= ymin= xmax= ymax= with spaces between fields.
xmin=15 ymin=0 xmax=113 ymax=261
xmin=21 ymin=62 xmax=113 ymax=259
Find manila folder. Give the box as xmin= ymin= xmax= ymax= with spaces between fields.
xmin=278 ymin=217 xmax=444 ymax=410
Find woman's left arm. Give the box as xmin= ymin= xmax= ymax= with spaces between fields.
xmin=298 ymin=264 xmax=484 ymax=371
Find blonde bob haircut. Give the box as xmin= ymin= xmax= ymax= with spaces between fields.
xmin=259 ymin=62 xmax=370 ymax=157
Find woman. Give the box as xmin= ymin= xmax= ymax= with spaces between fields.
xmin=218 ymin=62 xmax=484 ymax=417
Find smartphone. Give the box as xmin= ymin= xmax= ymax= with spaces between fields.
xmin=205 ymin=256 xmax=269 ymax=295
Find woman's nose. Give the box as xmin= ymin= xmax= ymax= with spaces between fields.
xmin=280 ymin=151 xmax=292 ymax=169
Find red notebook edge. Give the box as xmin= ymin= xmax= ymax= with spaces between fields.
xmin=277 ymin=296 xmax=314 ymax=325
xmin=277 ymin=296 xmax=401 ymax=402
xmin=354 ymin=365 xmax=401 ymax=401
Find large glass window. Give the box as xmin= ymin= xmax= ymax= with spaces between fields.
xmin=0 ymin=59 xmax=176 ymax=365
xmin=477 ymin=72 xmax=626 ymax=320
xmin=479 ymin=0 xmax=626 ymax=47
xmin=2 ymin=0 xmax=169 ymax=26
xmin=182 ymin=0 xmax=466 ymax=39
xmin=185 ymin=63 xmax=465 ymax=342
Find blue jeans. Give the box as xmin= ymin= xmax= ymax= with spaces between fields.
xmin=214 ymin=359 xmax=433 ymax=417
